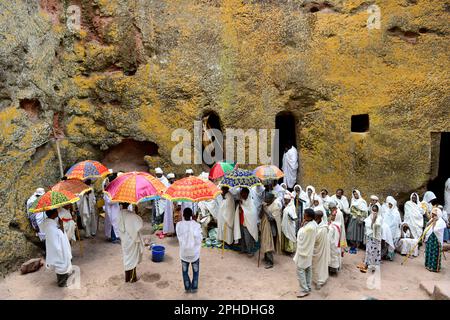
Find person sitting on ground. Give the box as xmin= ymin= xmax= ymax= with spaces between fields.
xmin=176 ymin=208 xmax=203 ymax=293
xmin=395 ymin=223 xmax=419 ymax=257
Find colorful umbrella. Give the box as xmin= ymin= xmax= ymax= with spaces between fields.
xmin=219 ymin=168 xmax=261 ymax=189
xmin=51 ymin=179 xmax=93 ymax=196
xmin=208 ymin=161 xmax=237 ymax=180
xmin=162 ymin=176 xmax=221 ymax=202
xmin=104 ymin=172 xmax=167 ymax=204
xmin=65 ymin=160 xmax=109 ymax=180
xmin=254 ymin=165 xmax=284 ymax=182
xmin=29 ymin=190 xmax=80 ymax=213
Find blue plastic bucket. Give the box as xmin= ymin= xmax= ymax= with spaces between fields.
xmin=151 ymin=245 xmax=165 ymax=262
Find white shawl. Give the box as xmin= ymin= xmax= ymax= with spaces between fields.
xmin=41 ymin=218 xmax=72 ymax=274
xmin=282 ymin=199 xmax=297 ymax=243
xmin=425 ymin=208 xmax=446 ymax=245
xmin=118 ymin=209 xmax=144 ymax=271
xmin=382 ymin=196 xmax=402 ymax=242
xmin=403 ymin=193 xmax=424 ymax=240
xmin=282 ymin=146 xmax=298 ymax=188
xmin=236 ymin=196 xmax=259 ymax=241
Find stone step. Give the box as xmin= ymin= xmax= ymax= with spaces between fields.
xmin=420 ymin=281 xmax=450 ymax=300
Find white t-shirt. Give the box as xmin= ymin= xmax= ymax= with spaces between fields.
xmin=176 ymin=220 xmax=202 ymax=263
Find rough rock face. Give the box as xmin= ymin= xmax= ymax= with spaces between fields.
xmin=0 ymin=0 xmax=449 ymax=274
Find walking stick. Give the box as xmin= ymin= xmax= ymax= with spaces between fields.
xmin=257 ymin=244 xmax=261 ymax=268
xmin=222 ymin=226 xmax=226 ymax=258
xmin=401 ymin=223 xmax=433 ymax=265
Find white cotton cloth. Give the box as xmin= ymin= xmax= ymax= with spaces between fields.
xmin=312 ymin=219 xmax=330 ymax=285
xmin=328 ymin=221 xmax=342 ymax=269
xmin=282 ymin=199 xmax=297 ymax=243
xmin=403 ymin=193 xmax=424 ymax=240
xmin=364 ymin=211 xmax=382 ymax=241
xmin=216 ymin=191 xmax=239 ymax=244
xmin=163 ymin=199 xmax=175 ymax=234
xmin=382 ymin=196 xmax=402 ymax=243
xmin=35 ymin=212 xmax=46 ymax=241
xmin=312 ymin=196 xmax=328 ymax=224
xmin=305 ymin=185 xmax=316 ymax=209
xmin=176 ymin=220 xmax=202 ymax=263
xmin=282 ymin=146 xmax=298 ymax=188
xmin=331 ymin=194 xmax=350 ymax=215
xmin=425 ymin=208 xmax=446 ymax=245
xmin=293 ymin=220 xmax=318 ymax=269
xmin=445 ymin=178 xmax=450 ymax=214
xmin=57 ymin=207 xmax=76 ymax=242
xmin=351 ymin=190 xmax=368 ymax=212
xmin=103 ymin=194 xmax=120 ymax=239
xmin=40 ymin=218 xmax=72 ymax=274
xmin=236 ymin=195 xmax=259 ymax=241
xmin=118 ymin=209 xmax=144 ymax=271
xmin=396 ymin=224 xmax=419 ymax=256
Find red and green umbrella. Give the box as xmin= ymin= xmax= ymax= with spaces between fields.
xmin=29 ymin=190 xmax=80 ymax=213
xmin=65 ymin=160 xmax=109 ymax=180
xmin=162 ymin=176 xmax=221 ymax=202
xmin=208 ymin=161 xmax=237 ymax=180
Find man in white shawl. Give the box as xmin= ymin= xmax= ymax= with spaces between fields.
xmin=176 ymin=208 xmax=203 ymax=293
xmin=312 ymin=210 xmax=330 ymax=289
xmin=396 ymin=223 xmax=419 ymax=257
xmin=282 ymin=142 xmax=298 ymax=190
xmin=57 ymin=205 xmax=76 ymax=243
xmin=331 ymin=188 xmax=350 ymax=227
xmin=153 ymin=167 xmax=170 ymax=225
xmin=424 ymin=207 xmax=446 ymax=272
xmin=216 ymin=186 xmax=239 ymax=245
xmin=40 ymin=209 xmax=73 ymax=287
xmin=26 ymin=187 xmax=46 ymax=241
xmin=328 ymin=201 xmax=347 ymax=249
xmin=382 ymin=196 xmax=402 ymax=260
xmin=197 ymin=199 xmax=217 ymax=239
xmin=77 ymin=183 xmax=97 ymax=238
xmin=293 ymin=208 xmax=318 ymax=298
xmin=103 ymin=193 xmax=121 ymax=243
xmin=236 ymin=187 xmax=258 ymax=256
xmin=281 ymin=192 xmax=297 ymax=254
xmin=118 ymin=203 xmax=144 ymax=282
xmin=404 ymin=193 xmax=424 ymax=240
xmin=328 ymin=205 xmax=342 ymax=274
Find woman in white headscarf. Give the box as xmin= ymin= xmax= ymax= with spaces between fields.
xmin=424 ymin=207 xmax=446 ymax=272
xmin=312 ymin=195 xmax=328 ymax=224
xmin=358 ymin=204 xmax=382 ymax=273
xmin=347 ymin=189 xmax=368 ymax=254
xmin=293 ymin=185 xmax=308 ymax=228
xmin=305 ymin=185 xmax=316 ymax=209
xmin=403 ymin=193 xmax=424 ymax=240
xmin=422 ymin=191 xmax=437 ymax=226
xmin=382 ymin=196 xmax=402 ymax=260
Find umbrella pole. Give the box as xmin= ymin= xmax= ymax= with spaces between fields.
xmin=222 ymin=226 xmax=226 ymax=258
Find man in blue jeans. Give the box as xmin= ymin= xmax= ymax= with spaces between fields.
xmin=176 ymin=208 xmax=203 ymax=293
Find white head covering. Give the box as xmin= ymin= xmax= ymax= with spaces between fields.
xmin=423 ymin=191 xmax=436 ymax=203
xmin=108 ymin=169 xmax=113 ymax=174
xmin=167 ymin=173 xmax=175 ymax=179
xmin=351 ymin=189 xmax=368 ymax=211
xmin=410 ymin=192 xmax=420 ymax=203
xmin=186 ymin=169 xmax=194 ymax=174
xmin=386 ymin=196 xmax=397 ymax=208
xmin=370 ymin=195 xmax=379 ymax=201
xmin=284 ymin=191 xmax=293 ymax=200
xmin=35 ymin=188 xmax=45 ymax=196
xmin=155 ymin=167 xmax=163 ymax=174
xmin=281 ymin=183 xmax=287 ymax=190
xmin=199 ymin=172 xmax=209 ymax=180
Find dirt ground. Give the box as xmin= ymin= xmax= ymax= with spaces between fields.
xmin=0 ymin=221 xmax=447 ymax=300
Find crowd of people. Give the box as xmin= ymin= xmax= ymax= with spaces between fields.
xmin=25 ymin=158 xmax=450 ymax=297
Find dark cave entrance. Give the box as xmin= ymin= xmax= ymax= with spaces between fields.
xmin=427 ymin=132 xmax=450 ymax=204
xmin=202 ymin=111 xmax=223 ymax=167
xmin=275 ymin=111 xmax=297 ymax=168
xmin=102 ymin=139 xmax=159 ymax=172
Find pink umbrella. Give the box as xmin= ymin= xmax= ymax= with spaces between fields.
xmin=103 ymin=172 xmax=167 ymax=204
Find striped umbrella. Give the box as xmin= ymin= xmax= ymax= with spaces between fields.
xmin=254 ymin=165 xmax=284 ymax=182
xmin=65 ymin=160 xmax=109 ymax=180
xmin=29 ymin=190 xmax=80 ymax=213
xmin=104 ymin=172 xmax=167 ymax=204
xmin=162 ymin=176 xmax=221 ymax=202
xmin=219 ymin=168 xmax=261 ymax=189
xmin=208 ymin=161 xmax=237 ymax=180
xmin=51 ymin=179 xmax=93 ymax=196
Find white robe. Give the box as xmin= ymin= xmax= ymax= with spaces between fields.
xmin=293 ymin=220 xmax=318 ymax=269
xmin=328 ymin=221 xmax=342 ymax=269
xmin=77 ymin=192 xmax=96 ymax=236
xmin=425 ymin=209 xmax=446 ymax=245
xmin=445 ymin=178 xmax=450 ymax=214
xmin=103 ymin=194 xmax=120 ymax=239
xmin=163 ymin=199 xmax=175 ymax=234
xmin=40 ymin=218 xmax=72 ymax=274
xmin=382 ymin=196 xmax=402 ymax=243
xmin=331 ymin=194 xmax=350 ymax=215
xmin=396 ymin=227 xmax=418 ymax=256
xmin=282 ymin=146 xmax=298 ymax=188
xmin=155 ymin=176 xmax=171 ymax=217
xmin=305 ymin=186 xmax=316 ymax=209
xmin=312 ymin=220 xmax=330 ymax=285
xmin=118 ymin=209 xmax=144 ymax=271
xmin=176 ymin=220 xmax=202 ymax=263
xmin=217 ymin=192 xmax=239 ymax=244
xmin=57 ymin=208 xmax=76 ymax=242
xmin=403 ymin=193 xmax=424 ymax=240
xmin=236 ymin=196 xmax=259 ymax=242
xmin=281 ymin=200 xmax=297 ymax=243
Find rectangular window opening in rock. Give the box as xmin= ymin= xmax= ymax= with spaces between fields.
xmin=351 ymin=114 xmax=369 ymax=133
